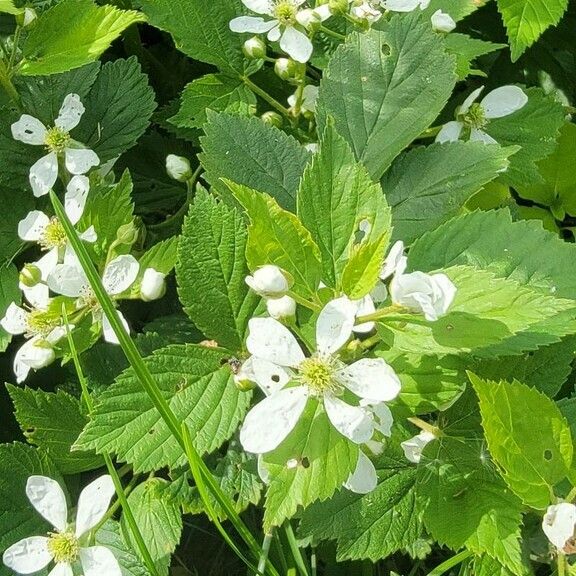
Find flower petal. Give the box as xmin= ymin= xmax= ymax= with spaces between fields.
xmin=247 ymin=317 xmax=305 ymax=367
xmin=381 ymin=0 xmax=422 ymax=11
xmin=65 ymin=175 xmax=90 ymax=224
xmin=64 ymin=147 xmax=100 ymax=175
xmin=401 ymin=430 xmax=436 ymax=464
xmin=102 ymin=255 xmax=140 ymax=296
xmin=36 ymin=249 xmax=60 ymax=281
xmin=353 ymin=295 xmax=375 ymax=334
xmin=21 ymin=282 xmax=50 ymax=310
xmin=344 ymin=451 xmax=378 ymax=494
xmin=55 ymin=94 xmax=85 ymax=132
xmin=229 ymin=15 xmax=276 ymax=33
xmin=338 ymin=358 xmax=401 ymax=402
xmin=458 ymin=86 xmax=484 ymax=115
xmin=26 ymin=475 xmax=68 ymax=532
xmin=1 ymin=302 xmax=29 ymax=335
xmin=240 ymin=386 xmax=309 ymax=453
xmin=240 ymin=356 xmax=292 ymax=396
xmin=102 ymin=310 xmax=130 ymax=345
xmin=280 ymin=26 xmax=313 ymax=63
xmin=470 ymin=128 xmax=498 ymax=145
xmin=11 ymin=115 xmax=47 ymax=145
xmin=18 ymin=210 xmax=50 ymax=242
xmin=49 ymin=563 xmax=74 ymax=576
xmin=48 ymin=264 xmax=87 ymax=297
xmin=242 ymin=0 xmax=272 ymax=14
xmin=2 ymin=536 xmax=52 ymax=574
xmin=324 ymin=394 xmax=374 ymax=443
xmin=435 ymin=121 xmax=463 ymax=143
xmin=30 ymin=152 xmax=58 ymax=197
xmin=316 ymin=296 xmax=357 ymax=355
xmin=369 ymin=402 xmax=394 ymax=436
xmin=543 ymin=503 xmax=576 ymax=550
xmin=267 ymin=25 xmax=281 ymax=41
xmin=380 ymin=240 xmax=407 ymax=281
xmin=481 ymin=85 xmax=528 ymax=119
xmin=79 ymin=546 xmax=122 ymax=576
xmin=75 ymin=475 xmax=115 ymax=537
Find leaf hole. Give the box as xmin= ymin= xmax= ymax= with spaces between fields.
xmin=381 ymin=43 xmax=391 ymax=57
xmin=544 ymin=449 xmax=553 ymax=461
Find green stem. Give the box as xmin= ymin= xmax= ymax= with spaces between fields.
xmin=9 ymin=25 xmax=21 ymax=70
xmin=356 ymin=306 xmax=429 ymax=326
xmin=258 ymin=533 xmax=274 ymax=575
xmin=0 ymin=59 xmax=20 ymax=107
xmin=284 ymin=522 xmax=310 ymax=576
xmin=417 ymin=125 xmax=442 ymax=139
xmin=558 ymin=553 xmax=566 ymax=576
xmin=408 ymin=417 xmax=442 ymax=437
xmin=566 ymin=486 xmax=576 ymax=502
xmin=319 ymin=25 xmax=346 ymax=41
xmin=426 ymin=551 xmax=473 ymax=576
xmin=310 ymin=550 xmax=317 ymax=576
xmin=286 ymin=290 xmax=321 ymax=312
xmin=242 ymin=76 xmax=291 ymax=117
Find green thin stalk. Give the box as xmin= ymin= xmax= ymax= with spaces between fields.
xmin=242 ymin=76 xmax=291 ymax=117
xmin=558 ymin=553 xmax=566 ymax=576
xmin=258 ymin=533 xmax=274 ymax=574
xmin=9 ymin=25 xmax=21 ymax=70
xmin=62 ymin=310 xmax=160 ymax=576
xmin=0 ymin=59 xmax=20 ymax=107
xmin=284 ymin=523 xmax=310 ymax=576
xmin=51 ymin=190 xmax=279 ymax=574
xmin=319 ymin=25 xmax=346 ymax=41
xmin=426 ymin=551 xmax=473 ymax=576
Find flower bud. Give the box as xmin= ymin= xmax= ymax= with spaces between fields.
xmin=17 ymin=7 xmax=37 ymax=27
xmin=115 ymin=222 xmax=138 ymax=246
xmin=266 ymin=295 xmax=296 ymax=319
xmin=19 ymin=264 xmax=42 ymax=288
xmin=431 ymin=10 xmax=456 ymax=33
xmin=243 ymin=36 xmax=267 ymax=59
xmin=245 ymin=265 xmax=292 ymax=298
xmin=261 ymin=111 xmax=283 ymax=129
xmin=274 ymin=58 xmax=305 ymax=83
xmin=329 ymin=0 xmax=348 ymax=14
xmin=140 ymin=268 xmax=167 ymax=302
xmin=166 ymin=154 xmax=193 ymax=182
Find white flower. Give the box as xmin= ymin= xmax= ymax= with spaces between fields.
xmin=344 ymin=451 xmax=378 ymax=494
xmin=2 ymin=475 xmax=121 ymax=576
xmin=266 ymin=295 xmax=297 ymax=319
xmin=353 ymin=295 xmax=376 ymax=334
xmin=380 ymin=240 xmax=407 ymax=281
xmin=350 ymin=1 xmax=382 ymax=22
xmin=245 ymin=265 xmax=292 ymax=298
xmin=140 ymin=268 xmax=167 ymax=301
xmin=543 ymin=503 xmax=576 ymax=550
xmin=48 ymin=252 xmax=139 ymax=344
xmin=11 ymin=94 xmax=100 ymax=197
xmin=288 ymin=84 xmax=319 ymax=114
xmin=380 ymin=0 xmax=430 ymax=11
xmin=239 ymin=296 xmax=402 ymax=454
xmin=401 ymin=430 xmax=436 ymax=463
xmin=229 ymin=0 xmax=321 ymax=63
xmin=436 ymin=85 xmax=528 ymax=145
xmin=431 ymin=9 xmax=456 ymax=32
xmin=165 ymin=154 xmax=192 ymax=182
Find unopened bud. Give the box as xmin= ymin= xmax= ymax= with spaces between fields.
xmin=274 ymin=58 xmax=305 ymax=83
xmin=19 ymin=264 xmax=42 ymax=288
xmin=266 ymin=296 xmax=296 ymax=320
xmin=140 ymin=268 xmax=167 ymax=302
xmin=431 ymin=10 xmax=456 ymax=33
xmin=115 ymin=222 xmax=138 ymax=246
xmin=245 ymin=265 xmax=292 ymax=298
xmin=166 ymin=154 xmax=193 ymax=182
xmin=243 ymin=36 xmax=267 ymax=59
xmin=261 ymin=111 xmax=283 ymax=128
xmin=17 ymin=7 xmax=37 ymax=27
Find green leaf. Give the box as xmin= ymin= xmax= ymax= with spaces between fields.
xmin=297 ymin=122 xmax=391 ymax=289
xmin=298 ymin=444 xmax=421 ymax=562
xmin=95 ymin=521 xmax=148 ymax=576
xmin=425 ymin=0 xmax=482 ymax=20
xmin=341 ymin=235 xmax=387 ymax=300
xmin=170 ymin=74 xmax=256 ymax=129
xmin=486 ymin=88 xmax=565 ymax=189
xmin=7 ymin=385 xmax=103 ymax=474
xmin=471 ymin=374 xmax=573 ymax=509
xmin=0 ymin=264 xmax=21 ymax=352
xmin=0 ymin=444 xmax=60 ymax=563
xmin=317 ymin=14 xmax=456 ymax=180
xmin=74 ymin=57 xmax=156 ymax=163
xmin=416 ymin=390 xmax=527 ymax=573
xmin=20 ymin=0 xmax=146 ymax=75
xmin=444 ymin=34 xmax=506 ymax=79
xmin=229 ymin=182 xmax=322 ymax=302
xmin=139 ymin=0 xmax=245 ymax=75
xmin=496 ymin=0 xmax=569 ymax=61
xmin=0 ymin=0 xmax=21 ymax=15
xmin=382 ymin=141 xmax=513 ymax=243
xmin=387 ymin=265 xmax=575 ymax=357
xmin=122 ymin=478 xmax=182 ymax=571
xmin=472 ymin=555 xmax=518 ymax=576
xmin=516 ymin=122 xmax=576 ymax=218
xmin=176 ymin=188 xmax=259 ymax=351
xmin=75 ymin=344 xmax=251 ymax=473
xmin=0 ymin=189 xmax=33 ymax=263
xmin=137 ymin=237 xmax=178 ymax=277
xmin=200 ymin=113 xmax=309 ymax=211
xmin=262 ymin=399 xmax=358 ymax=530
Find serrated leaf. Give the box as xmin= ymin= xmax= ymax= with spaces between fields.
xmin=229 ymin=182 xmax=322 ymax=302
xmin=383 ymin=141 xmax=513 ymax=243
xmin=444 ymin=34 xmax=506 ymax=79
xmin=0 ymin=0 xmax=21 ymax=14
xmin=496 ymin=0 xmax=569 ymax=61
xmin=317 ymin=14 xmax=456 ymax=180
xmin=75 ymin=344 xmax=251 ymax=473
xmin=200 ymin=113 xmax=309 ymax=211
xmin=170 ymin=74 xmax=256 ymax=129
xmin=7 ymin=385 xmax=102 ymax=474
xmin=74 ymin=57 xmax=156 ymax=163
xmin=425 ymin=0 xmax=482 ymax=20
xmin=0 ymin=265 xmax=21 ymax=351
xmin=20 ymin=0 xmax=146 ymax=75
xmin=176 ymin=188 xmax=259 ymax=351
xmin=472 ymin=555 xmax=519 ymax=576
xmin=262 ymin=399 xmax=358 ymax=530
xmin=95 ymin=520 xmax=148 ymax=576
xmin=139 ymin=0 xmax=245 ymax=75
xmin=297 ymin=122 xmax=391 ymax=290
xmin=341 ymin=235 xmax=387 ymax=300
xmin=0 ymin=189 xmax=33 ymax=263
xmin=471 ymin=374 xmax=573 ymax=508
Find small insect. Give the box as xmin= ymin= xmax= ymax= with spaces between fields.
xmin=227 ymin=357 xmax=243 ymax=375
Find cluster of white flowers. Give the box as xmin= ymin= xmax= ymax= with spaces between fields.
xmin=239 ymin=241 xmax=456 ymax=492
xmin=3 ymin=475 xmax=121 ymax=575
xmin=1 ymin=94 xmax=168 ymax=383
xmin=229 ymin=0 xmax=456 ymax=63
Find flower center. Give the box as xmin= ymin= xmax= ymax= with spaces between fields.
xmin=78 ymin=285 xmax=98 ymax=309
xmin=47 ymin=531 xmax=79 ymax=564
xmin=462 ymin=102 xmax=487 ymax=130
xmin=40 ymin=218 xmax=67 ymax=250
xmin=273 ymin=0 xmax=298 ymax=24
xmin=44 ymin=126 xmax=71 ymax=153
xmin=26 ymin=309 xmax=60 ymax=337
xmin=299 ymin=356 xmax=340 ymax=394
